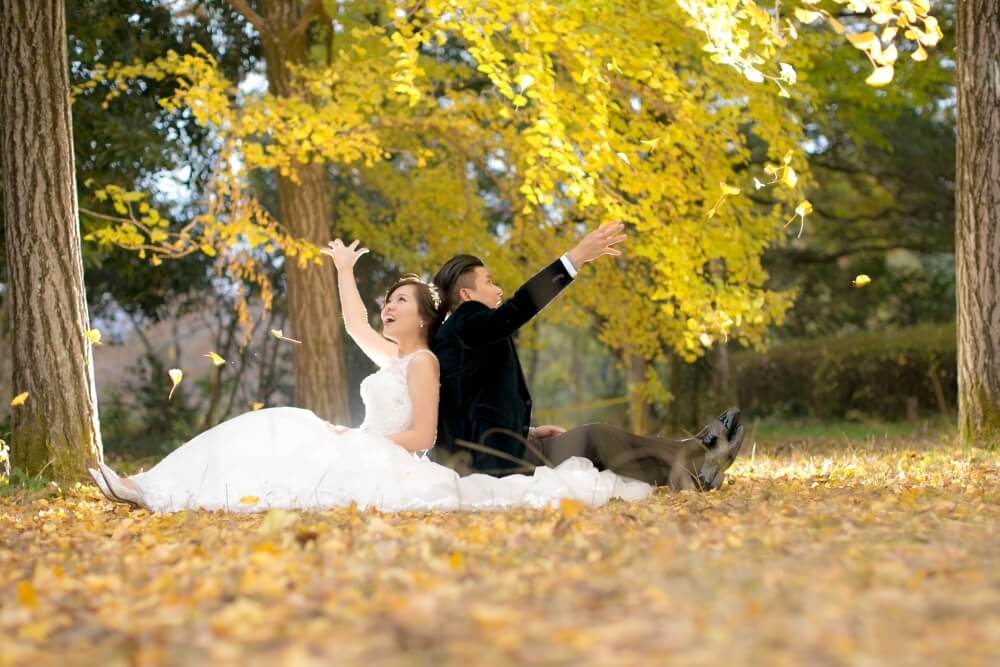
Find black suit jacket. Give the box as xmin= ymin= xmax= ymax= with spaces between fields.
xmin=430 ymin=259 xmax=574 ymax=475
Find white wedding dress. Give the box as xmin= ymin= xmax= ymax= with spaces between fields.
xmin=131 ymin=351 xmax=652 ymax=512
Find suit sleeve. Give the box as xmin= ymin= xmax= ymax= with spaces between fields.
xmin=452 ymin=259 xmax=574 ymax=347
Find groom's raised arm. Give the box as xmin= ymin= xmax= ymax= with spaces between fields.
xmin=453 ymin=222 xmax=627 ymax=347
xmin=453 ymin=259 xmax=575 ymax=347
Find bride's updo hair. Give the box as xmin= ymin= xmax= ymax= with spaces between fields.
xmin=384 ymin=274 xmax=447 ymax=341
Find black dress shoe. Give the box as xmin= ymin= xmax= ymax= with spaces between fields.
xmin=697 ymin=423 xmax=745 ymax=490
xmin=716 ymin=407 xmax=741 ymax=440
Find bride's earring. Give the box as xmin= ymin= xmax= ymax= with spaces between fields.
xmin=419 ymin=321 xmax=425 ymax=328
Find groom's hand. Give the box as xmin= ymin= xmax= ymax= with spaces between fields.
xmin=529 ymin=425 xmax=566 ymax=439
xmin=566 ymin=221 xmax=627 ymax=270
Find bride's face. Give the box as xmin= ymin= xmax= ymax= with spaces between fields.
xmin=381 ymin=284 xmax=422 ymax=340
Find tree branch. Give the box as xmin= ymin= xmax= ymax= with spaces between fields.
xmin=226 ymin=0 xmax=268 ymax=37
xmin=292 ymin=0 xmax=324 ymax=38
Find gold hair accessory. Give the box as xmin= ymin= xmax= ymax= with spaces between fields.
xmin=400 ymin=274 xmax=442 ymax=310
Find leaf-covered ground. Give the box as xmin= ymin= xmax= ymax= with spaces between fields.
xmin=2 ymin=425 xmax=998 ymax=667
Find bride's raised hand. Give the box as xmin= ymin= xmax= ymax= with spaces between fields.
xmin=321 ymin=239 xmax=370 ymax=271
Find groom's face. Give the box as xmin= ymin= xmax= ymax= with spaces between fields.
xmin=459 ymin=266 xmax=504 ymax=309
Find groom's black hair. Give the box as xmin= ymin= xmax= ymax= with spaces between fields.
xmin=433 ymin=254 xmax=484 ymax=312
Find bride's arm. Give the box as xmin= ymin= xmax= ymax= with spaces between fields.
xmin=321 ymin=239 xmax=398 ymax=367
xmin=387 ymin=352 xmax=439 ymax=452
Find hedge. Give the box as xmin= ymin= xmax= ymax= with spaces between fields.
xmin=731 ymin=323 xmax=957 ymax=420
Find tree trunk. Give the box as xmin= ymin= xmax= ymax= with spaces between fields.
xmin=955 ymin=1 xmax=1000 ymax=447
xmin=0 ymin=0 xmax=102 ymax=481
xmin=626 ymin=352 xmax=655 ymax=434
xmin=258 ymin=0 xmax=350 ymax=422
xmin=710 ymin=342 xmax=736 ymax=411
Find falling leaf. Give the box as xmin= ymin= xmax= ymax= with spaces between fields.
xmin=85 ymin=328 xmax=103 ymax=345
xmin=10 ymin=392 xmax=29 ymax=408
xmin=167 ymin=369 xmax=183 ymax=400
xmin=866 ymin=65 xmax=895 ymax=87
xmin=205 ymin=352 xmax=226 ymax=367
xmin=270 ymin=329 xmax=302 ymax=345
xmin=753 ymin=178 xmax=766 ymax=190
xmin=241 ymin=496 xmax=260 ymax=505
xmin=251 ymin=402 xmax=265 ymax=411
xmin=852 ymin=274 xmax=872 ymax=288
xmin=640 ymin=137 xmax=661 ymax=149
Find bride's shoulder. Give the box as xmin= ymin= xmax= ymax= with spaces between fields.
xmin=404 ymin=349 xmax=439 ymax=373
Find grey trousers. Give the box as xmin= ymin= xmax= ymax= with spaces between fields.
xmin=523 ymin=423 xmax=695 ymax=487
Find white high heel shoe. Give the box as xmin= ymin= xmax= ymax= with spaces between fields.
xmin=96 ymin=463 xmax=147 ymax=509
xmin=88 ymin=467 xmax=116 ymax=502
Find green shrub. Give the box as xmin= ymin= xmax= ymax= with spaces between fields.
xmin=732 ymin=323 xmax=956 ymax=420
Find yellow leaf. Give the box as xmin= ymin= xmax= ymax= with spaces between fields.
xmin=560 ymin=498 xmax=583 ymax=519
xmin=240 ymin=496 xmax=260 ymax=504
xmin=911 ymin=46 xmax=928 ymax=62
xmin=720 ymin=182 xmax=741 ymax=197
xmin=150 ymin=255 xmax=162 ymax=267
xmin=793 ymin=8 xmax=822 ymax=23
xmin=204 ymin=352 xmax=226 ymax=366
xmin=876 ymin=44 xmax=898 ymax=66
xmin=10 ymin=391 xmax=29 ymax=408
xmin=449 ymin=551 xmax=465 ymax=569
xmin=167 ymin=368 xmax=183 ymax=400
xmin=251 ymin=402 xmax=265 ymax=411
xmin=847 ymin=32 xmax=879 ymax=51
xmin=852 ymin=274 xmax=872 ymax=288
xmin=270 ymin=329 xmax=302 ymax=344
xmin=17 ymin=581 xmax=37 ymax=609
xmin=828 ymin=16 xmax=845 ymax=34
xmin=85 ymin=328 xmax=103 ymax=345
xmin=866 ymin=65 xmax=895 ymax=87
xmin=795 ymin=200 xmax=814 ymax=217
xmin=781 ymin=167 xmax=798 ymax=188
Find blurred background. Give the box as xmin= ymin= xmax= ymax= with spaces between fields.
xmin=0 ymin=0 xmax=958 ymax=464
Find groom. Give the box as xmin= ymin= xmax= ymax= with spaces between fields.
xmin=429 ymin=222 xmax=746 ymax=490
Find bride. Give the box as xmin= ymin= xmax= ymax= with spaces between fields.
xmin=91 ymin=240 xmax=651 ymax=512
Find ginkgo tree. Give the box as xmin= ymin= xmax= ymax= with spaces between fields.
xmin=77 ymin=0 xmax=941 ymax=426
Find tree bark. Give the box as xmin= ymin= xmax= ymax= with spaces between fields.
xmin=626 ymin=352 xmax=655 ymax=434
xmin=0 ymin=0 xmax=102 ymax=481
xmin=255 ymin=0 xmax=350 ymax=422
xmin=955 ymin=1 xmax=1000 ymax=447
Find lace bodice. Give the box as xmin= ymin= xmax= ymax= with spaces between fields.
xmin=358 ymin=351 xmax=432 ymax=436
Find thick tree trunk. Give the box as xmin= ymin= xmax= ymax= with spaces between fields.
xmin=257 ymin=0 xmax=350 ymax=422
xmin=0 ymin=0 xmax=102 ymax=480
xmin=955 ymin=1 xmax=1000 ymax=447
